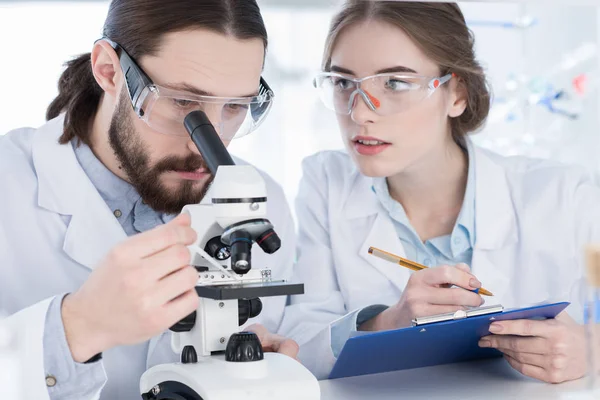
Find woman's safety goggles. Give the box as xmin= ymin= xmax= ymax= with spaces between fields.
xmin=103 ymin=38 xmax=274 ymax=140
xmin=313 ymin=71 xmax=454 ymax=116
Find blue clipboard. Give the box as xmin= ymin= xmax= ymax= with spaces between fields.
xmin=329 ymin=301 xmax=570 ymax=380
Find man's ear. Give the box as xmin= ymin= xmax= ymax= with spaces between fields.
xmin=448 ymin=75 xmax=468 ymax=118
xmin=91 ymin=40 xmax=122 ymax=99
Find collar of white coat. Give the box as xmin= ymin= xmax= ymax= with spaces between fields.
xmin=342 ymin=138 xmax=518 ymax=251
xmin=31 ymin=114 xmax=128 ymax=270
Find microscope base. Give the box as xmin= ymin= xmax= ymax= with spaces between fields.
xmin=140 ymin=352 xmax=320 ymax=400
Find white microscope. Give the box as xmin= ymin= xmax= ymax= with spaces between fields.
xmin=140 ymin=110 xmax=320 ymax=400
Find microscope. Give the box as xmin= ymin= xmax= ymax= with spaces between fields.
xmin=140 ymin=111 xmax=320 ymax=400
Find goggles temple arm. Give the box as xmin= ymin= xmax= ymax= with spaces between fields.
xmin=428 ymin=73 xmax=454 ymax=90
xmin=259 ymin=77 xmax=273 ymax=98
xmin=100 ymin=37 xmax=153 ymax=116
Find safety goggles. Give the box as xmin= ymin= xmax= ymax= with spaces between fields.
xmin=313 ymin=71 xmax=454 ymax=116
xmin=102 ymin=38 xmax=274 ymax=140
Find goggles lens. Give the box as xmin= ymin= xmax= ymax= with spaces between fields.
xmin=135 ymin=85 xmax=273 ymax=140
xmin=314 ymin=72 xmax=453 ymax=115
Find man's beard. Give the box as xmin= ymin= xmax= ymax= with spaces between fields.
xmin=108 ymin=95 xmax=214 ymax=214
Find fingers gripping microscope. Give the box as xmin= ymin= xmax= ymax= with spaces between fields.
xmin=140 ymin=111 xmax=321 ymax=400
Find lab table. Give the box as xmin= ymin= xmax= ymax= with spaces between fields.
xmin=319 ymin=358 xmax=595 ymax=399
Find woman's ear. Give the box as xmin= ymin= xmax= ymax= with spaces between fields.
xmin=448 ymin=75 xmax=468 ymax=118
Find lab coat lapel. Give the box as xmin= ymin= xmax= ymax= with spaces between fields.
xmin=32 ymin=117 xmax=171 ymax=371
xmin=469 ymin=143 xmax=519 ymax=303
xmin=344 ymin=174 xmax=411 ymax=292
xmin=358 ymin=213 xmax=412 ymax=292
xmin=32 ymin=115 xmax=127 ymax=271
xmin=471 ymin=248 xmax=518 ymax=305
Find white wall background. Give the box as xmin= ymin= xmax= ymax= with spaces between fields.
xmin=1 ymin=1 xmax=599 ymax=213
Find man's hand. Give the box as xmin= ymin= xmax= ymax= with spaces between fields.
xmin=360 ymin=263 xmax=484 ymax=331
xmin=246 ymin=323 xmax=299 ymax=360
xmin=478 ymin=311 xmax=586 ymax=383
xmin=62 ymin=213 xmax=200 ymax=362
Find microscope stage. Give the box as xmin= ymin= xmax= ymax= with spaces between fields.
xmin=195 ymin=281 xmax=304 ymax=300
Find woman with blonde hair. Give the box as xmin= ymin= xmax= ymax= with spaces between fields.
xmin=280 ymin=0 xmax=598 ymax=383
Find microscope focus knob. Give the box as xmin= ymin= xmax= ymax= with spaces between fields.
xmin=169 ymin=311 xmax=196 ymax=333
xmin=181 ymin=345 xmax=198 ymax=364
xmin=238 ymin=298 xmax=263 ymax=326
xmin=225 ymin=332 xmax=264 ymax=362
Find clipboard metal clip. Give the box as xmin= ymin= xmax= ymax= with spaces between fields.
xmin=411 ymin=304 xmax=504 ymax=326
xmin=453 ymin=309 xmax=468 ymax=320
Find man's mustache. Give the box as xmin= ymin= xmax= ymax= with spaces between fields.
xmin=153 ymin=155 xmax=208 ymax=173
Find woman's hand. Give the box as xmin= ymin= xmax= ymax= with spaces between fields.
xmin=479 ymin=311 xmax=587 ymax=383
xmin=360 ymin=263 xmax=484 ymax=331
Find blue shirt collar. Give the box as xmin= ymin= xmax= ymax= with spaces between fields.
xmin=72 ymin=140 xmax=140 ymax=214
xmin=72 ymin=139 xmax=172 ymax=233
xmin=372 ymin=144 xmax=476 ymax=249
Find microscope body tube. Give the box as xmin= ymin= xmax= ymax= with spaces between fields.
xmin=184 ymin=110 xmax=235 ymax=174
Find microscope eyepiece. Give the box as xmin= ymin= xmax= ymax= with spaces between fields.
xmin=184 ymin=110 xmax=235 ymax=175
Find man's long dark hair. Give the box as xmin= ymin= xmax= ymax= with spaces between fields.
xmin=46 ymin=0 xmax=268 ymax=145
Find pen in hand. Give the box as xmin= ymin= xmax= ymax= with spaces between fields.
xmin=368 ymin=246 xmax=494 ymax=296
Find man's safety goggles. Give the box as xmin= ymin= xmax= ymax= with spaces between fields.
xmin=102 ymin=38 xmax=274 ymax=140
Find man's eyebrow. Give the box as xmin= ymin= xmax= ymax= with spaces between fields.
xmin=162 ymin=82 xmax=259 ymax=98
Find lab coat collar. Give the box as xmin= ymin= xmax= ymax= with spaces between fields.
xmin=343 ymin=140 xmax=518 ymax=263
xmin=343 ymin=166 xmax=385 ymax=220
xmin=357 ymin=212 xmax=412 ymax=291
xmin=469 ymin=140 xmax=519 ymax=250
xmin=341 ymin=160 xmax=415 ymax=291
xmin=32 ymin=115 xmax=127 ymax=270
xmin=343 ymin=140 xmax=518 ymax=251
xmin=344 ymin=139 xmax=518 ymax=293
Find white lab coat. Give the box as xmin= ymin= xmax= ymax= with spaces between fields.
xmin=0 ymin=115 xmax=296 ymax=399
xmin=278 ymin=143 xmax=600 ymax=380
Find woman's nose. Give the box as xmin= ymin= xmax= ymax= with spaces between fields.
xmin=350 ymin=90 xmax=379 ymax=125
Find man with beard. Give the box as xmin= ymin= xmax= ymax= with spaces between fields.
xmin=0 ymin=1 xmax=299 ymax=399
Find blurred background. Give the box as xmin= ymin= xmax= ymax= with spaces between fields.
xmin=1 ymin=0 xmax=600 ymax=216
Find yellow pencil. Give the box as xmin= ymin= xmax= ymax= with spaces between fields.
xmin=368 ymin=246 xmax=494 ymax=296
